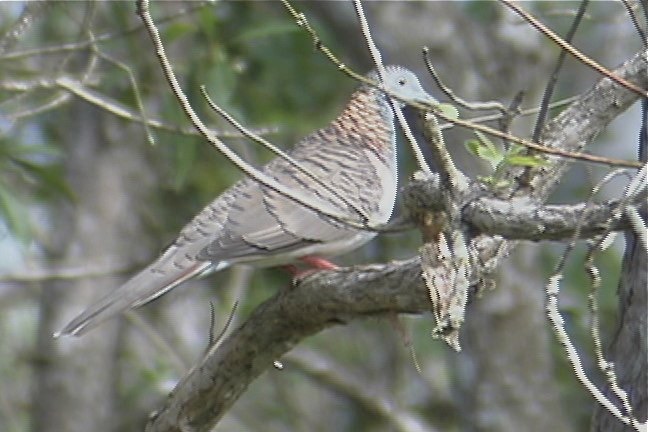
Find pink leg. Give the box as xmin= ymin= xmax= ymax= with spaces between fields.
xmin=280 ymin=257 xmax=338 ymax=283
xmin=299 ymin=256 xmax=339 ymax=270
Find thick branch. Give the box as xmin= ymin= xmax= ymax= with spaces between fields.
xmin=464 ymin=197 xmax=644 ymax=241
xmin=403 ymin=176 xmax=646 ymax=241
xmin=527 ymin=49 xmax=648 ymax=199
xmin=146 ymin=259 xmax=426 ymax=432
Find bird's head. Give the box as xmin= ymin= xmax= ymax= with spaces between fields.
xmin=370 ymin=65 xmax=437 ymax=108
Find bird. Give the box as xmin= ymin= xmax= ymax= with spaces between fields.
xmin=56 ymin=65 xmax=435 ymax=337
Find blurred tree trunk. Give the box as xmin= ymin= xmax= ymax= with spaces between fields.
xmin=591 ymin=105 xmax=647 ymax=432
xmin=590 ymin=219 xmax=648 ymax=431
xmin=30 ymin=101 xmax=157 ymax=431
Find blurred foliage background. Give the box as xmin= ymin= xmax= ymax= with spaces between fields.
xmin=0 ymin=1 xmax=643 ymax=431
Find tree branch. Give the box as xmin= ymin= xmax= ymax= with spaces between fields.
xmin=146 ymin=259 xmax=427 ymax=432
xmin=464 ymin=197 xmax=645 ymax=241
xmin=142 ymin=15 xmax=648 ymax=432
xmin=403 ymin=175 xmax=646 ymax=241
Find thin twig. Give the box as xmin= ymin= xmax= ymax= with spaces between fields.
xmin=206 ymin=300 xmax=238 ymax=354
xmin=0 ymin=2 xmax=211 ymax=61
xmin=88 ymin=33 xmax=155 ymax=146
xmin=500 ymin=0 xmax=648 ymax=98
xmin=7 ymin=91 xmax=72 ymax=120
xmin=422 ymin=47 xmax=506 ymax=113
xmin=620 ymin=0 xmax=646 ymax=46
xmin=545 ymin=275 xmax=642 ymax=430
xmin=434 ymin=108 xmax=643 ymax=169
xmin=542 ymin=165 xmax=648 ymax=430
xmin=280 ymin=0 xmax=365 ymax=83
xmin=532 ymin=0 xmax=590 ymax=142
xmin=53 ymin=77 xmax=255 ymax=138
xmin=584 ymin=240 xmax=643 ymax=430
xmin=352 ymin=0 xmax=430 ymax=173
xmin=456 ymin=95 xmax=579 ymax=127
xmin=421 ymin=112 xmax=468 ymax=192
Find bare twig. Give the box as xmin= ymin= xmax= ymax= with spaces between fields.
xmin=352 ymin=0 xmax=431 ymax=173
xmin=584 ymin=240 xmax=644 ymax=430
xmin=420 ymin=113 xmax=468 ymax=193
xmin=0 ymin=261 xmax=135 ymax=282
xmin=0 ymin=2 xmax=210 ymax=61
xmin=620 ymin=0 xmax=646 ymax=46
xmin=126 ymin=311 xmax=190 ymax=375
xmin=456 ymin=95 xmax=579 ymax=128
xmin=545 ymin=275 xmax=644 ymax=431
xmin=89 ymin=37 xmax=155 ymax=145
xmin=532 ymin=0 xmax=590 ymax=142
xmin=0 ymin=1 xmax=50 ymax=55
xmin=280 ymin=0 xmax=366 ymax=83
xmin=542 ymin=162 xmax=647 ymax=431
xmin=500 ymin=0 xmax=648 ymax=98
xmin=206 ymin=300 xmax=238 ymax=353
xmin=434 ymin=108 xmax=643 ymax=169
xmin=57 ymin=77 xmax=260 ymax=138
xmin=422 ymin=47 xmax=506 ymax=113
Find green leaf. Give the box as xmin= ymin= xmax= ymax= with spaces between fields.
xmin=505 ymin=154 xmax=548 ymax=167
xmin=437 ymin=103 xmax=459 ymax=120
xmin=464 ymin=131 xmax=503 ymax=170
xmin=473 ymin=131 xmax=497 ymax=153
xmin=507 ymin=144 xmax=526 ymax=155
xmin=464 ymin=139 xmax=482 ymax=157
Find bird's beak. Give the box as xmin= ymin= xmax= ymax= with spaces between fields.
xmin=416 ymin=94 xmax=438 ymax=107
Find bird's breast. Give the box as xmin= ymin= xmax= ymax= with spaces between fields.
xmin=363 ymin=141 xmax=398 ymax=224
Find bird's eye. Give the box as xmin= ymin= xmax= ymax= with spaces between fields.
xmin=398 ymin=78 xmax=406 ymax=86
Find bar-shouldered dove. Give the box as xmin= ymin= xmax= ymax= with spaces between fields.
xmin=57 ymin=65 xmax=435 ymax=336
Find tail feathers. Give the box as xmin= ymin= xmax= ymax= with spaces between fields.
xmin=55 ymin=260 xmax=211 ymax=337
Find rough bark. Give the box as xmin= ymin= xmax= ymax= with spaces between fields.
xmin=590 ymin=102 xmax=647 ymax=431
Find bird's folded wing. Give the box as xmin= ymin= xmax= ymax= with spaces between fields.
xmin=198 ymin=180 xmax=356 ymax=262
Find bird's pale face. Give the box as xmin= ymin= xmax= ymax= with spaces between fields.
xmin=382 ymin=68 xmax=436 ymax=107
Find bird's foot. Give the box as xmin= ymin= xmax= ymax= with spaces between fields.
xmin=299 ymin=256 xmax=339 ymax=270
xmin=280 ymin=256 xmax=338 ymax=286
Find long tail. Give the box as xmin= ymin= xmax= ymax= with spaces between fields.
xmin=55 ymin=257 xmax=211 ymax=337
